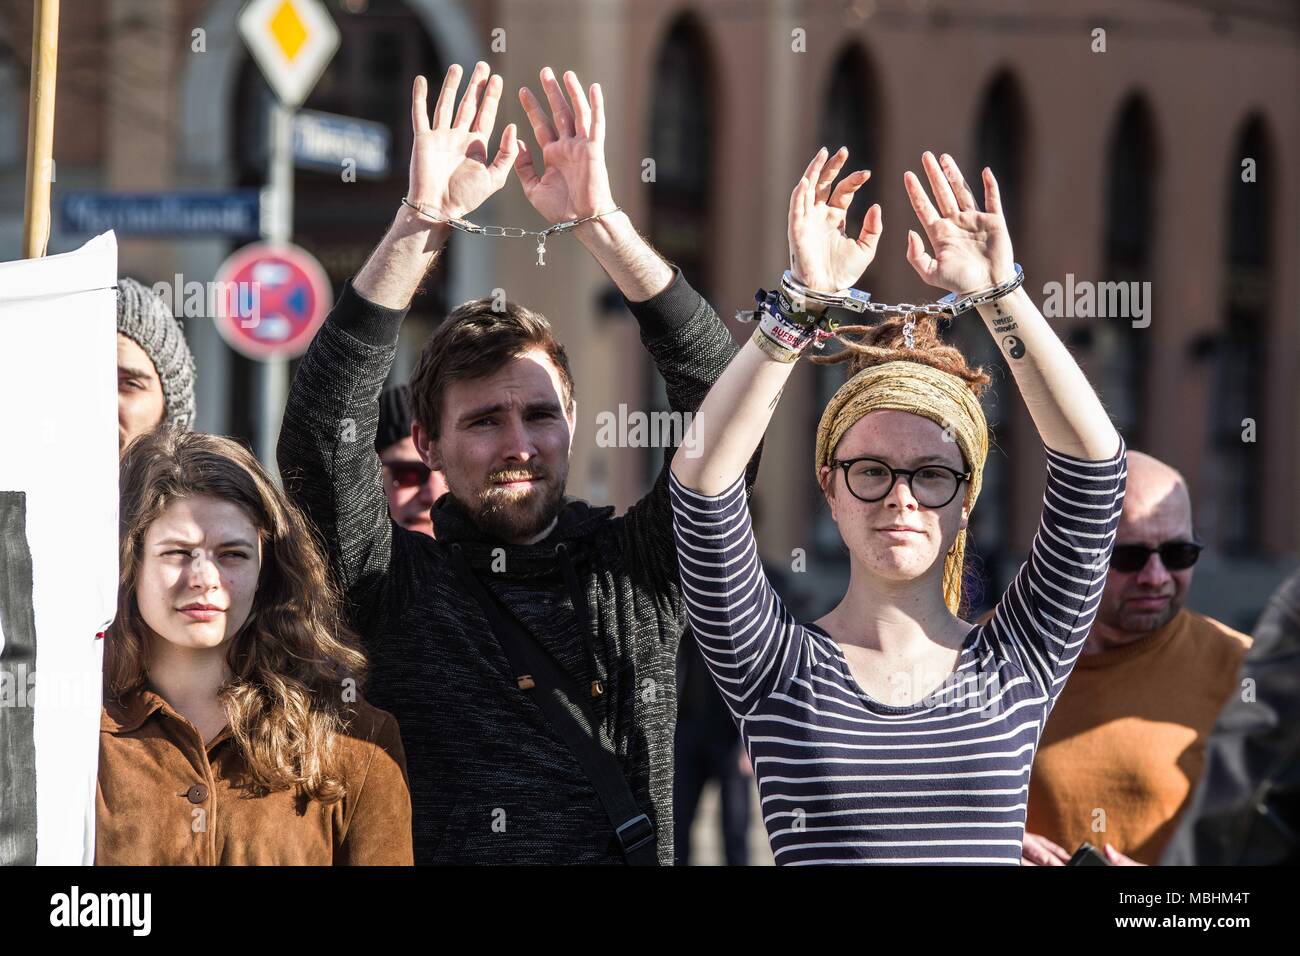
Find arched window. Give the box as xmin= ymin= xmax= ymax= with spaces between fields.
xmin=645 ymin=13 xmax=715 ymax=482
xmin=818 ymin=44 xmax=880 ymax=247
xmin=1211 ymin=116 xmax=1272 ymax=553
xmin=1093 ymin=95 xmax=1156 ymax=446
xmin=647 ymin=13 xmax=714 ymax=297
xmin=950 ymin=70 xmax=1028 ymax=610
xmin=973 ymin=72 xmax=1026 ymax=238
xmin=0 ymin=31 xmax=19 ymax=169
xmin=814 ymin=43 xmax=880 ymax=556
xmin=229 ymin=0 xmax=440 ymax=446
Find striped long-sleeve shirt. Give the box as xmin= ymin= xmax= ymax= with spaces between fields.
xmin=669 ymin=441 xmax=1127 ymax=864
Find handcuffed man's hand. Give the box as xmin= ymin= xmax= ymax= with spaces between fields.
xmin=515 ymin=67 xmax=616 ymax=225
xmin=408 ymin=63 xmax=519 ymax=222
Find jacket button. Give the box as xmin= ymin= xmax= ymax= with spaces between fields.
xmin=186 ymin=784 xmax=209 ymax=804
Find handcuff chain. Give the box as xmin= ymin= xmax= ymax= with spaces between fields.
xmin=778 ymin=265 xmax=1025 ymax=321
xmin=400 ymin=199 xmax=621 ymax=265
xmin=402 ymin=199 xmax=620 ymax=238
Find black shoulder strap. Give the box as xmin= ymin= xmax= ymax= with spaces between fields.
xmin=450 ymin=558 xmax=658 ymax=866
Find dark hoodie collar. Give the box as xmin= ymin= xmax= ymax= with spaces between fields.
xmin=439 ymin=494 xmax=613 ymax=697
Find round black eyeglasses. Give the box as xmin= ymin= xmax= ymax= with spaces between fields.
xmin=831 ymin=457 xmax=971 ymax=509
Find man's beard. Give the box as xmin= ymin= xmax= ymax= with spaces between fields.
xmin=459 ymin=464 xmax=567 ymax=543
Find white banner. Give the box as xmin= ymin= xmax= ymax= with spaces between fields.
xmin=0 ymin=232 xmax=118 ymax=865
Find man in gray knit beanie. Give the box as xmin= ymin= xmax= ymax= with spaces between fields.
xmin=116 ymin=277 xmax=197 ymax=454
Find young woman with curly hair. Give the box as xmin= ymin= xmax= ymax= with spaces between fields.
xmin=669 ymin=147 xmax=1127 ymax=864
xmin=97 ymin=429 xmax=412 ymax=864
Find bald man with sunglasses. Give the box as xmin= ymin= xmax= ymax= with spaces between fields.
xmin=1021 ymin=451 xmax=1251 ymax=865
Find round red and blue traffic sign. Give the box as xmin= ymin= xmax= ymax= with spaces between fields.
xmin=213 ymin=242 xmax=332 ymax=360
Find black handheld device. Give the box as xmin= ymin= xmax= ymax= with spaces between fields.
xmin=1066 ymin=842 xmax=1111 ymax=866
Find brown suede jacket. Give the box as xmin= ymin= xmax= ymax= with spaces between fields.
xmin=96 ymin=690 xmax=412 ymax=865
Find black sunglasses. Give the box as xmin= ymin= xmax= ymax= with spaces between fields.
xmin=1110 ymin=541 xmax=1202 ymax=573
xmin=832 ymin=456 xmax=972 ymax=509
xmin=383 ymin=461 xmax=433 ymax=489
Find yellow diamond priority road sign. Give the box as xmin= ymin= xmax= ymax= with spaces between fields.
xmin=238 ymin=0 xmax=340 ymax=108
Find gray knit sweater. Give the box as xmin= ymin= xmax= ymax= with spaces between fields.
xmin=277 ymin=270 xmax=758 ymax=864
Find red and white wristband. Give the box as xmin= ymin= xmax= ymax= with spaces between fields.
xmin=744 ymin=287 xmax=836 ymax=362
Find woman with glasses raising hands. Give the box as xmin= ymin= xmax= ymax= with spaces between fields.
xmin=668 ymin=147 xmax=1127 ymax=864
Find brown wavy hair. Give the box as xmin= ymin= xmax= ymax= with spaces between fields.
xmin=107 ymin=429 xmax=368 ymax=803
xmin=810 ymin=312 xmax=991 ymax=394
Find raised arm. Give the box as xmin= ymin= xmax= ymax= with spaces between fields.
xmin=902 ymin=151 xmax=1120 ymax=461
xmin=278 ymin=64 xmax=516 ymax=619
xmin=515 ymin=67 xmax=672 ymax=302
xmin=672 ymin=147 xmax=883 ymax=494
xmin=514 ymin=66 xmax=745 ymax=430
xmin=902 ymin=152 xmax=1127 ymax=693
xmin=514 ymin=67 xmax=774 ymax=600
xmin=362 ymin=63 xmax=520 ymax=307
xmin=666 ymin=147 xmax=882 ymax=697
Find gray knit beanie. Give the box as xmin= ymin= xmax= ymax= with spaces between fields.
xmin=116 ymin=277 xmax=197 ymax=431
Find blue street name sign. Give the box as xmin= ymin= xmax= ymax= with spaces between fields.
xmin=293 ymin=110 xmax=390 ymax=178
xmin=61 ymin=191 xmax=262 ymax=237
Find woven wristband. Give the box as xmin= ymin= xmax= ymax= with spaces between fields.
xmin=751 ymin=326 xmax=802 ymax=363
xmin=760 ymin=299 xmax=817 ymax=354
xmin=772 ymin=286 xmax=838 ymax=347
xmin=742 ymin=285 xmax=836 ymax=361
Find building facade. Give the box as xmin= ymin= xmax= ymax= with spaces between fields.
xmin=2 ymin=0 xmax=1296 ymax=627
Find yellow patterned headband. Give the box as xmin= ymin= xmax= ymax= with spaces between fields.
xmin=814 ymin=361 xmax=989 ymax=614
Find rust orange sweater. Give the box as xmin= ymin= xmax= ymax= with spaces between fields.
xmin=1026 ymin=609 xmax=1251 ymax=864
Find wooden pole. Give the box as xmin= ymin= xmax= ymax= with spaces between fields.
xmin=21 ymin=0 xmax=59 ymax=259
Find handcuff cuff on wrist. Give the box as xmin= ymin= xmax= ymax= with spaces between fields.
xmin=400 ymin=197 xmax=621 ymax=266
xmin=737 ymin=263 xmax=1025 ymax=360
